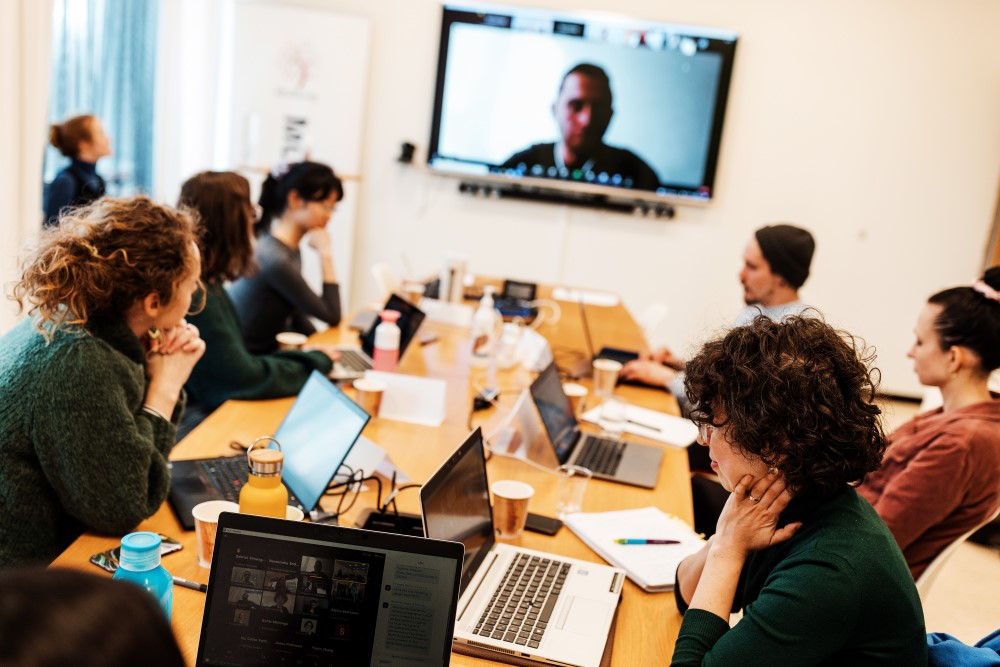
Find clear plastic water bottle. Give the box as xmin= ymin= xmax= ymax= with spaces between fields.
xmin=373 ymin=309 xmax=402 ymax=372
xmin=471 ymin=286 xmax=503 ymax=368
xmin=112 ymin=531 xmax=173 ymax=620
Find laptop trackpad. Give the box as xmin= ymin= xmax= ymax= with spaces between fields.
xmin=558 ymin=596 xmax=611 ymax=635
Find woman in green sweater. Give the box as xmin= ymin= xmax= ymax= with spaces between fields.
xmin=0 ymin=197 xmax=205 ymax=567
xmin=671 ymin=316 xmax=927 ymax=666
xmin=176 ymin=171 xmax=337 ymax=438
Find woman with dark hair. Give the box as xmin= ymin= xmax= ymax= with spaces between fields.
xmin=0 ymin=197 xmax=204 ymax=567
xmin=0 ymin=567 xmax=184 ymax=666
xmin=671 ymin=316 xmax=926 ymax=666
xmin=177 ymin=171 xmax=338 ymax=437
xmin=859 ymin=267 xmax=1000 ymax=578
xmin=44 ymin=114 xmax=112 ymax=227
xmin=229 ymin=161 xmax=343 ymax=354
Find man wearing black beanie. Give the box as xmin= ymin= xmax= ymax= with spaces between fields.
xmin=621 ymin=223 xmax=816 ymax=405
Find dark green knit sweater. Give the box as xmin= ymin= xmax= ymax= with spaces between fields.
xmin=671 ymin=488 xmax=928 ymax=665
xmin=0 ymin=317 xmax=181 ymax=568
xmin=180 ymin=283 xmax=333 ymax=435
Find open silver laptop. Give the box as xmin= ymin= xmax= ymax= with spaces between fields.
xmin=421 ymin=428 xmax=624 ymax=667
xmin=529 ymin=362 xmax=663 ymax=488
xmin=331 ymin=293 xmax=426 ymax=380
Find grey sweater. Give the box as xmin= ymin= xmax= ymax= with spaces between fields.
xmin=228 ymin=234 xmax=342 ymax=354
xmin=0 ymin=317 xmax=179 ymax=567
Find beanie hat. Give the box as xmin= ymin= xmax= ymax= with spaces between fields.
xmin=754 ymin=224 xmax=815 ymax=289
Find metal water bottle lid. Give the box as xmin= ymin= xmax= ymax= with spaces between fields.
xmin=246 ymin=436 xmax=283 ymax=477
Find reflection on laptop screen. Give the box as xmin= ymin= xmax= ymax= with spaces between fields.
xmin=197 ymin=514 xmax=461 ymax=666
xmin=278 ymin=371 xmax=370 ymax=512
xmin=529 ymin=363 xmax=578 ymax=464
xmin=420 ymin=429 xmax=495 ymax=594
xmin=359 ymin=294 xmax=426 ymax=358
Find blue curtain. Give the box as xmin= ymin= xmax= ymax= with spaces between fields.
xmin=44 ymin=0 xmax=158 ymax=196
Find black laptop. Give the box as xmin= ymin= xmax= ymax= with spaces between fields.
xmin=195 ymin=512 xmax=463 ymax=666
xmin=168 ymin=371 xmax=370 ymax=529
xmin=332 ymin=293 xmax=427 ymax=380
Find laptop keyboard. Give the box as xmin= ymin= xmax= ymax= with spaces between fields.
xmin=575 ymin=436 xmax=626 ymax=476
xmin=338 ymin=349 xmax=371 ymax=372
xmin=200 ymin=457 xmax=248 ymax=501
xmin=473 ymin=554 xmax=570 ymax=649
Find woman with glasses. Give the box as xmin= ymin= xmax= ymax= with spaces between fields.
xmin=0 ymin=197 xmax=205 ymax=567
xmin=176 ymin=172 xmax=339 ymax=439
xmin=229 ymin=161 xmax=344 ymax=354
xmin=671 ymin=316 xmax=926 ymax=666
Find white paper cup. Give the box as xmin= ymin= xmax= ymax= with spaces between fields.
xmin=491 ymin=480 xmax=534 ymax=540
xmin=276 ymin=332 xmax=308 ymax=350
xmin=353 ymin=378 xmax=387 ymax=417
xmin=592 ymin=358 xmax=623 ymax=398
xmin=285 ymin=506 xmax=305 ymax=521
xmin=192 ymin=500 xmax=240 ymax=569
xmin=562 ymin=383 xmax=588 ymax=417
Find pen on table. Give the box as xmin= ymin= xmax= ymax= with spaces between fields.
xmin=625 ymin=418 xmax=661 ymax=432
xmin=614 ymin=539 xmax=681 ymax=545
xmin=173 ymin=576 xmax=208 ymax=593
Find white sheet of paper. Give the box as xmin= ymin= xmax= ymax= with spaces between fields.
xmin=581 ymin=404 xmax=697 ymax=448
xmin=364 ymin=370 xmax=447 ymax=427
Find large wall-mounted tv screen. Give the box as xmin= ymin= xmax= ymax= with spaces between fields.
xmin=427 ymin=3 xmax=738 ymax=204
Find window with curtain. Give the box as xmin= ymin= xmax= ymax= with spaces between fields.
xmin=43 ymin=0 xmax=159 ymax=197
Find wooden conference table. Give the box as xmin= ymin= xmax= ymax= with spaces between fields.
xmin=51 ymin=282 xmax=695 ymax=665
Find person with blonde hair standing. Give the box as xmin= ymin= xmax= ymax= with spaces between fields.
xmin=44 ymin=114 xmax=112 ymax=227
xmin=0 ymin=197 xmax=205 ymax=567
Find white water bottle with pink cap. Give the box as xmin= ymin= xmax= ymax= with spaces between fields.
xmin=372 ymin=309 xmax=401 ymax=372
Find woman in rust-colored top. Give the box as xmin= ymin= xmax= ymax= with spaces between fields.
xmin=859 ymin=267 xmax=1000 ymax=579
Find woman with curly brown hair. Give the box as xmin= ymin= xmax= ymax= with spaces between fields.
xmin=671 ymin=316 xmax=926 ymax=666
xmin=0 ymin=197 xmax=205 ymax=568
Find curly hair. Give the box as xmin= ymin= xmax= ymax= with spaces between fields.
xmin=927 ymin=266 xmax=1000 ymax=373
xmin=683 ymin=315 xmax=886 ymax=494
xmin=178 ymin=171 xmax=257 ymax=284
xmin=11 ymin=196 xmax=200 ymax=338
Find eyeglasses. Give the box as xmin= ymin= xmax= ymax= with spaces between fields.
xmin=698 ymin=422 xmax=715 ymax=445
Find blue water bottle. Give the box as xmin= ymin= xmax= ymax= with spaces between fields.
xmin=112 ymin=531 xmax=173 ymax=621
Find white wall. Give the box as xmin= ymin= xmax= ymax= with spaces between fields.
xmin=7 ymin=0 xmax=999 ymax=396
xmin=280 ymin=0 xmax=1000 ymax=397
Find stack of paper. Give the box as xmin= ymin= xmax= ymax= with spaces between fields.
xmin=564 ymin=506 xmax=705 ymax=592
xmin=580 ymin=404 xmax=698 ymax=448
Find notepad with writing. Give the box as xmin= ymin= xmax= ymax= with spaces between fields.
xmin=564 ymin=506 xmax=705 ymax=592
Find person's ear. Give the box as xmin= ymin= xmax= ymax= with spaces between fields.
xmin=287 ymin=189 xmax=305 ymax=211
xmin=142 ymin=292 xmax=162 ymax=319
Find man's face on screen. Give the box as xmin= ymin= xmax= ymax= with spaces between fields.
xmin=552 ymin=73 xmax=613 ymax=159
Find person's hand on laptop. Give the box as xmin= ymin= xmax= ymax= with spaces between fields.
xmin=641 ymin=345 xmax=685 ymax=370
xmin=620 ymin=359 xmax=677 ymax=389
xmin=303 ymin=343 xmax=340 ymax=364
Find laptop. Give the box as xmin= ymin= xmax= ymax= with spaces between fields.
xmin=195 ymin=511 xmax=463 ymax=666
xmin=421 ymin=428 xmax=624 ymax=667
xmin=331 ymin=293 xmax=426 ymax=380
xmin=529 ymin=363 xmax=663 ymax=489
xmin=564 ymin=298 xmax=639 ymax=379
xmin=169 ymin=371 xmax=370 ymax=530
